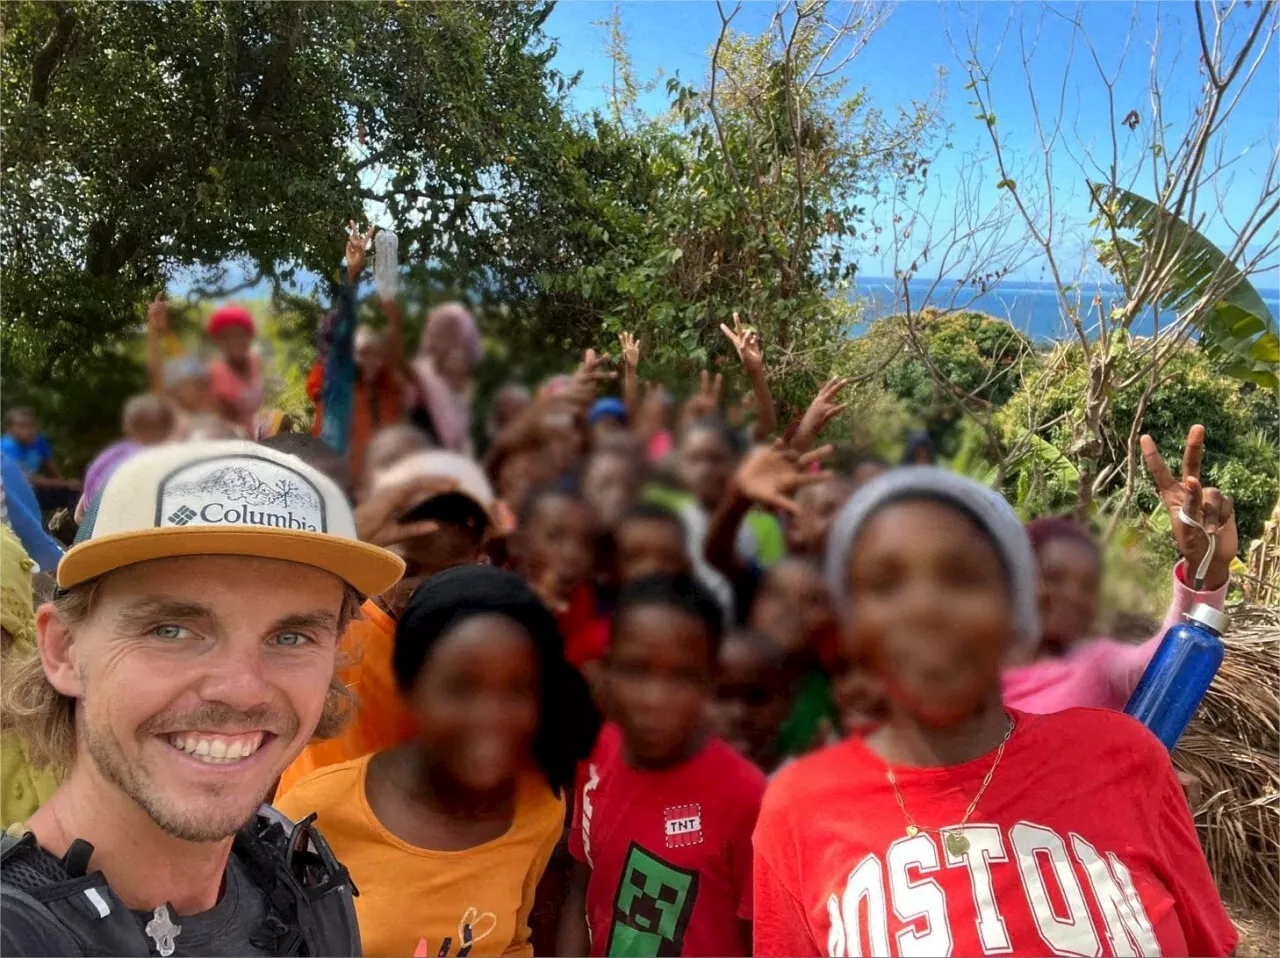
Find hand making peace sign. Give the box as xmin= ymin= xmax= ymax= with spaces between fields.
xmin=720 ymin=311 xmax=764 ymax=373
xmin=1140 ymin=424 xmax=1237 ymax=591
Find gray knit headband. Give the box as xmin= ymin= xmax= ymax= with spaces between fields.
xmin=823 ymin=466 xmax=1041 ymax=649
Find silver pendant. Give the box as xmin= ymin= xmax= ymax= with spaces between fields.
xmin=944 ymin=830 xmax=970 ymax=856
xmin=145 ymin=903 xmax=181 ymax=957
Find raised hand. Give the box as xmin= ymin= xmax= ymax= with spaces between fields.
xmin=794 ymin=376 xmax=852 ymax=452
xmin=720 ymin=311 xmax=764 ymax=372
xmin=565 ymin=348 xmax=617 ymax=411
xmin=619 ymin=332 xmax=641 ymax=370
xmin=681 ymin=370 xmax=723 ymax=427
xmin=147 ymin=291 xmax=169 ymax=334
xmin=734 ymin=440 xmax=835 ymax=515
xmin=354 ymin=475 xmax=458 ymax=548
xmin=634 ymin=381 xmax=667 ymax=439
xmin=345 ymin=220 xmax=376 ymax=282
xmin=1140 ymin=424 xmax=1237 ymax=590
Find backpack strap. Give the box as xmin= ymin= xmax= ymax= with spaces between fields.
xmin=1 ymin=834 xmax=150 ymax=956
xmin=232 ymin=805 xmax=361 ymax=957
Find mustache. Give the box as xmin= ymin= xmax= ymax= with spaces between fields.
xmin=138 ymin=703 xmax=298 ymax=739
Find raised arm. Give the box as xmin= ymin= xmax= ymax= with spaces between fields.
xmin=1107 ymin=424 xmax=1237 ymax=700
xmin=618 ymin=331 xmax=640 ymax=421
xmin=706 ymin=441 xmax=834 ymax=580
xmin=720 ymin=312 xmax=776 ymax=442
xmin=145 ymin=291 xmax=168 ymax=394
xmin=316 ymin=222 xmax=372 ymax=454
xmin=791 ymin=376 xmax=852 ymax=455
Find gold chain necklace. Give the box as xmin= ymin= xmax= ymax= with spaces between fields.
xmin=884 ymin=715 xmax=1015 ymax=857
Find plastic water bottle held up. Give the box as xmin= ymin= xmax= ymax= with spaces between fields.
xmin=373 ymin=229 xmax=399 ymax=302
xmin=1124 ymin=603 xmax=1229 ymax=752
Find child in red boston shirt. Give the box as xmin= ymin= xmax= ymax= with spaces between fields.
xmin=753 ymin=467 xmax=1237 ymax=958
xmin=559 ymin=573 xmax=766 ymax=958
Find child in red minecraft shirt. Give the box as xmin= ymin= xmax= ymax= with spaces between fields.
xmin=558 ymin=573 xmax=766 ymax=957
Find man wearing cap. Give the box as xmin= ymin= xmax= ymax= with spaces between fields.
xmin=275 ymin=449 xmax=497 ymax=798
xmin=0 ymin=440 xmax=404 ymax=956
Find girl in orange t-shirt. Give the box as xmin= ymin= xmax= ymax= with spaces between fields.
xmin=277 ymin=566 xmax=600 ymax=958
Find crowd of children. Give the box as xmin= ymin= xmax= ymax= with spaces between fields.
xmin=0 ymin=225 xmax=1245 ymax=956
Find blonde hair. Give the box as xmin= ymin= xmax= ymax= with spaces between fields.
xmin=0 ymin=578 xmax=364 ymax=773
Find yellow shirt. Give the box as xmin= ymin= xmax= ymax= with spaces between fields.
xmin=277 ymin=755 xmax=564 ymax=958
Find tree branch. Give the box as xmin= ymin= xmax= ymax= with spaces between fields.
xmin=29 ymin=1 xmax=77 ymax=107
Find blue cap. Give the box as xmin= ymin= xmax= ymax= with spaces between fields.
xmin=588 ymin=397 xmax=628 ymax=426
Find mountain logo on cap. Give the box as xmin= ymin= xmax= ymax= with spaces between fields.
xmin=158 ymin=455 xmax=327 ymax=533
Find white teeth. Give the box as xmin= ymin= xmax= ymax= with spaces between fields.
xmin=167 ymin=732 xmax=265 ymax=764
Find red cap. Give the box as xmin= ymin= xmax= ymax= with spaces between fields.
xmin=206 ymin=305 xmax=256 ymax=338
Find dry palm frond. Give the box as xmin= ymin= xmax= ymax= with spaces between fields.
xmin=1243 ymin=503 xmax=1280 ymax=606
xmin=1175 ymin=603 xmax=1279 ymax=917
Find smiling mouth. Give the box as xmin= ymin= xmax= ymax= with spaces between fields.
xmin=166 ymin=731 xmax=269 ymax=765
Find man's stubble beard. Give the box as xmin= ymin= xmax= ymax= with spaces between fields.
xmin=83 ymin=724 xmax=260 ymax=843
xmin=80 ymin=698 xmax=298 ymax=844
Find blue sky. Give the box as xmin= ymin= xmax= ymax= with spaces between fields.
xmin=545 ymin=0 xmax=1280 ymax=286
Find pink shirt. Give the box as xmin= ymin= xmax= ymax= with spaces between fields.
xmin=1003 ymin=560 xmax=1229 ymax=714
xmin=207 ymin=355 xmax=263 ymax=434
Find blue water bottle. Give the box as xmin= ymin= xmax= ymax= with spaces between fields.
xmin=1124 ymin=603 xmax=1229 ymax=752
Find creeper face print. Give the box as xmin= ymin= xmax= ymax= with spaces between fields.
xmin=605 ymin=842 xmax=699 ymax=957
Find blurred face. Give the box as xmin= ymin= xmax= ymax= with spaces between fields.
xmin=678 ymin=426 xmax=736 ymax=510
xmin=355 ymin=337 xmax=388 ymax=382
xmin=8 ymin=413 xmax=37 ymax=445
xmin=363 ymin=428 xmax=432 ymax=497
xmin=850 ymin=460 xmax=888 ymax=490
xmin=845 ymin=500 xmax=1012 ymax=728
xmin=615 ymin=519 xmax=690 ymax=583
xmin=787 ymin=479 xmax=852 ymax=557
xmin=525 ymin=495 xmax=595 ymax=598
xmin=437 ymin=344 xmax=474 ymax=390
xmin=606 ymin=605 xmax=712 ymax=767
xmin=491 ymin=388 xmax=531 ymax=435
xmin=39 ymin=557 xmax=346 ymax=842
xmin=1036 ymin=536 xmax=1100 ymax=656
xmin=407 ymin=615 xmax=539 ymax=793
xmin=750 ymin=559 xmax=835 ymax=660
xmin=214 ymin=326 xmax=253 ymax=364
xmin=542 ymin=418 xmax=582 ymax=476
xmin=590 ymin=415 xmax=626 ymax=447
xmin=125 ymin=411 xmax=175 ymax=446
xmin=583 ymin=453 xmax=638 ymax=531
xmin=710 ymin=638 xmax=788 ymax=769
xmin=496 ymin=448 xmax=555 ymax=513
xmin=170 ymin=376 xmax=213 ymax=414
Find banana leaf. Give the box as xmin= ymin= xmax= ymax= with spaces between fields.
xmin=1090 ymin=183 xmax=1278 ymax=389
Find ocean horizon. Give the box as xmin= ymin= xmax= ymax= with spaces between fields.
xmin=853 ymin=276 xmax=1280 ymax=342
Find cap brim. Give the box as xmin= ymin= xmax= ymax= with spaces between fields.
xmin=57 ymin=527 xmax=405 ymax=598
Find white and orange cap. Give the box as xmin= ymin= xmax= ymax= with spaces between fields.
xmin=370 ymin=450 xmax=497 ymax=527
xmin=60 ymin=440 xmax=404 ymax=596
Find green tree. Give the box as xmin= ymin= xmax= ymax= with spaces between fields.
xmin=1 ymin=0 xmax=572 ymax=462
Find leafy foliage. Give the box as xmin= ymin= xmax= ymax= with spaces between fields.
xmin=1091 ymin=184 xmax=1279 ymax=388
xmin=1 ymin=0 xmax=571 ymax=437
xmin=995 ymin=342 xmax=1278 ymax=540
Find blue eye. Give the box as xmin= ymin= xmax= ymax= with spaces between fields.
xmin=153 ymin=624 xmax=192 ymax=641
xmin=271 ymin=632 xmax=312 ymax=648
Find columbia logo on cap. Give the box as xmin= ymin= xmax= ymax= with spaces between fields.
xmin=156 ymin=455 xmax=327 ymax=533
xmin=58 ymin=440 xmax=406 ymax=599
xmin=166 ymin=506 xmax=198 ymax=526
